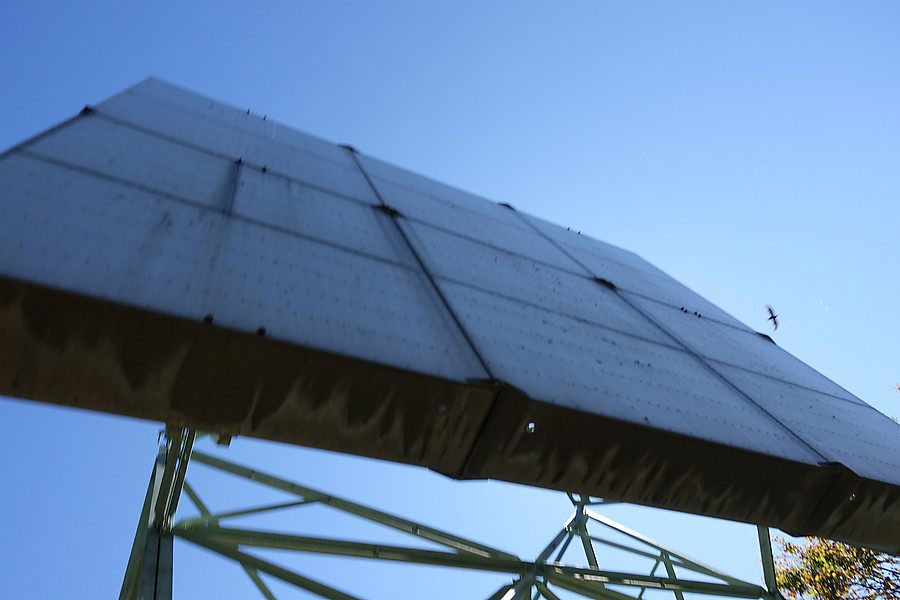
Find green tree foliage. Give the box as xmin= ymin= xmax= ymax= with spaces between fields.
xmin=776 ymin=537 xmax=900 ymax=600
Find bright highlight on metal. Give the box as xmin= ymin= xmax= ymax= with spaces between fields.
xmin=1 ymin=78 xmax=899 ymax=551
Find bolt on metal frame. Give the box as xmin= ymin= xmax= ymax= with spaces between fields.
xmin=121 ymin=428 xmax=784 ymax=600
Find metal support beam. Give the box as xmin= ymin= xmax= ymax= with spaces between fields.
xmin=176 ymin=524 xmax=527 ymax=573
xmin=120 ymin=428 xmax=194 ymax=600
xmin=136 ymin=527 xmax=173 ymax=600
xmin=190 ymin=451 xmax=518 ymax=560
xmin=241 ymin=565 xmax=278 ymax=600
xmin=127 ymin=437 xmax=785 ymax=600
xmin=757 ymin=525 xmax=781 ymax=599
xmin=185 ymin=533 xmax=364 ymax=600
xmin=120 ymin=450 xmax=166 ymax=600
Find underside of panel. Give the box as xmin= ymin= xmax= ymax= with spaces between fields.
xmin=1 ymin=78 xmax=899 ymax=552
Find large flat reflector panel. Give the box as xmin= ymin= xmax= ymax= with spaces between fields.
xmin=2 ymin=79 xmax=899 ymax=551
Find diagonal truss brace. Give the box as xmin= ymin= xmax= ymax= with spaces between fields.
xmin=123 ymin=428 xmax=785 ymax=600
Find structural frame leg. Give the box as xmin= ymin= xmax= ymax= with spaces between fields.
xmin=120 ymin=428 xmax=194 ymax=600
xmin=124 ymin=429 xmax=784 ymax=600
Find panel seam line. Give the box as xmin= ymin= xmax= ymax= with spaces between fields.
xmin=346 ymin=150 xmax=494 ymax=380
xmin=509 ymin=211 xmax=829 ymax=464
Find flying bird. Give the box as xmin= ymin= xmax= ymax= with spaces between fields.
xmin=765 ymin=305 xmax=778 ymax=330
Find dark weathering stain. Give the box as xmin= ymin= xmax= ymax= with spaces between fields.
xmin=5 ymin=278 xmax=185 ymax=392
xmin=171 ymin=330 xmax=300 ymax=427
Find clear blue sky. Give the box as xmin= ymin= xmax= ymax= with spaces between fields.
xmin=1 ymin=2 xmax=898 ymax=598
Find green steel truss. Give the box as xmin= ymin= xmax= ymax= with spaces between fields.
xmin=121 ymin=428 xmax=783 ymax=600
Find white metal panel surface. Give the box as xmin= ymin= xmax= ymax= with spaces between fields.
xmin=98 ymin=78 xmax=331 ymax=149
xmin=356 ymin=155 xmax=583 ymax=273
xmin=0 ymin=76 xmax=885 ymax=466
xmin=356 ymin=153 xmax=516 ymax=220
xmin=624 ymin=292 xmax=866 ymax=404
xmin=232 ymin=167 xmax=417 ymax=268
xmin=0 ymin=153 xmax=213 ymax=315
xmin=400 ymin=220 xmax=673 ymax=343
xmin=715 ymin=364 xmax=900 ymax=483
xmin=96 ymin=80 xmax=377 ymax=203
xmin=195 ymin=213 xmax=486 ymax=381
xmin=23 ymin=117 xmax=237 ymax=210
xmin=0 ymin=124 xmax=487 ymax=383
xmin=434 ymin=278 xmax=824 ymax=464
xmin=522 ymin=213 xmax=753 ymax=331
xmin=3 ymin=78 xmax=900 ymax=550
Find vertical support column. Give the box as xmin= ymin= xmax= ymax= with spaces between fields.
xmin=571 ymin=497 xmax=599 ymax=569
xmin=120 ymin=429 xmax=194 ymax=600
xmin=135 ymin=525 xmax=173 ymax=600
xmin=757 ymin=525 xmax=780 ymax=600
xmin=120 ymin=448 xmax=169 ymax=600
